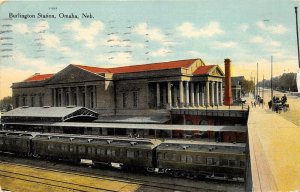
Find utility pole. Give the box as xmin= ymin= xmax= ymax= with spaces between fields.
xmin=271 ymin=56 xmax=273 ymax=99
xmin=256 ymin=62 xmax=258 ymax=100
xmin=294 ymin=7 xmax=300 ymax=92
xmin=262 ymin=74 xmax=264 ymax=108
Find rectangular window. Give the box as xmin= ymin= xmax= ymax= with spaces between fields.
xmin=240 ymin=160 xmax=245 ymax=167
xmin=78 ymin=146 xmax=85 ymax=153
xmin=101 ymin=149 xmax=106 ymax=156
xmin=15 ymin=97 xmax=19 ymax=107
xmin=186 ymin=155 xmax=193 ymax=163
xmin=220 ymin=159 xmax=229 ymax=166
xmin=133 ymin=91 xmax=138 ymax=108
xmin=0 ymin=139 xmax=3 ymax=145
xmin=127 ymin=150 xmax=134 ymax=158
xmin=39 ymin=95 xmax=43 ymax=107
xmin=70 ymin=146 xmax=75 ymax=152
xmin=97 ymin=148 xmax=101 ymax=155
xmin=181 ymin=155 xmax=187 ymax=163
xmin=229 ymin=160 xmax=236 ymax=167
xmin=197 ymin=156 xmax=205 ymax=164
xmin=31 ymin=96 xmax=34 ymax=107
xmin=122 ymin=92 xmax=127 ymax=108
xmin=147 ymin=152 xmax=152 ymax=160
xmin=172 ymin=154 xmax=177 ymax=161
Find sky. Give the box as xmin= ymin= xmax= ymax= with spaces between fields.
xmin=0 ymin=0 xmax=300 ymax=99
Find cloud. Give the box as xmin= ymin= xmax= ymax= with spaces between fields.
xmin=256 ymin=21 xmax=287 ymax=34
xmin=240 ymin=24 xmax=249 ymax=32
xmin=43 ymin=34 xmax=61 ymax=48
xmin=149 ymin=48 xmax=171 ymax=57
xmin=133 ymin=23 xmax=167 ymax=42
xmin=12 ymin=23 xmax=30 ymax=34
xmin=250 ymin=36 xmax=265 ymax=44
xmin=176 ymin=21 xmax=224 ymax=38
xmin=96 ymin=52 xmax=134 ymax=65
xmin=212 ymin=41 xmax=237 ymax=49
xmin=64 ymin=20 xmax=104 ymax=48
xmin=186 ymin=50 xmax=203 ymax=57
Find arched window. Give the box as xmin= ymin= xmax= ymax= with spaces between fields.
xmin=185 ymin=120 xmax=193 ymax=125
xmin=199 ymin=120 xmax=209 ymax=125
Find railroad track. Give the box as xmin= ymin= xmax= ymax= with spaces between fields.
xmin=0 ymin=161 xmax=222 ymax=192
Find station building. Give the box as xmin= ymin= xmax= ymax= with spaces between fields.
xmin=12 ymin=58 xmax=225 ymax=116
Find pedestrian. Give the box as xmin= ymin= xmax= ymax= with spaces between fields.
xmin=254 ymin=101 xmax=256 ymax=108
xmin=251 ymin=101 xmax=253 ymax=108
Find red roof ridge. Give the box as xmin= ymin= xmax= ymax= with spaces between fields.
xmin=193 ymin=65 xmax=216 ymax=75
xmin=24 ymin=73 xmax=54 ymax=82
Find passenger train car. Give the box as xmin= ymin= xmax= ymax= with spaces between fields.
xmin=0 ymin=130 xmax=246 ymax=180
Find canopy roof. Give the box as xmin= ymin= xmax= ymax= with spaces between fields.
xmin=1 ymin=106 xmax=99 ymax=122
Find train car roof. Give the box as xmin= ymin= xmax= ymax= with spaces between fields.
xmin=157 ymin=140 xmax=246 ymax=154
xmin=4 ymin=122 xmax=247 ymax=132
xmin=0 ymin=130 xmax=39 ymax=137
xmin=33 ymin=133 xmax=162 ymax=148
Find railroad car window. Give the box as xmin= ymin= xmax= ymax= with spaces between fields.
xmin=0 ymin=139 xmax=3 ymax=145
xmin=107 ymin=149 xmax=111 ymax=156
xmin=229 ymin=160 xmax=236 ymax=166
xmin=158 ymin=153 xmax=163 ymax=160
xmin=5 ymin=140 xmax=9 ymax=144
xmin=127 ymin=150 xmax=134 ymax=158
xmin=101 ymin=149 xmax=105 ymax=156
xmin=137 ymin=151 xmax=142 ymax=158
xmin=240 ymin=160 xmax=245 ymax=167
xmin=220 ymin=159 xmax=229 ymax=166
xmin=47 ymin=143 xmax=54 ymax=150
xmin=197 ymin=156 xmax=205 ymax=164
xmin=96 ymin=148 xmax=101 ymax=155
xmin=181 ymin=155 xmax=186 ymax=163
xmin=61 ymin=145 xmax=68 ymax=152
xmin=172 ymin=154 xmax=176 ymax=161
xmin=70 ymin=146 xmax=75 ymax=152
xmin=112 ymin=150 xmax=116 ymax=157
xmin=186 ymin=155 xmax=193 ymax=163
xmin=147 ymin=152 xmax=152 ymax=160
xmin=88 ymin=147 xmax=94 ymax=154
xmin=78 ymin=146 xmax=85 ymax=153
xmin=207 ymin=157 xmax=218 ymax=165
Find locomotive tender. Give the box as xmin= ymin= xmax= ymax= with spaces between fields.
xmin=0 ymin=130 xmax=246 ymax=180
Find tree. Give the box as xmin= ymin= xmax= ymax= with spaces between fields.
xmin=242 ymin=79 xmax=255 ymax=94
xmin=0 ymin=96 xmax=13 ymax=111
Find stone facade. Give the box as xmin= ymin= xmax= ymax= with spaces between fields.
xmin=12 ymin=59 xmax=225 ymax=116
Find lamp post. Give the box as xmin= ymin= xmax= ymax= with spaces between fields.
xmin=294 ymin=7 xmax=300 ymax=92
xmin=271 ymin=56 xmax=273 ymax=99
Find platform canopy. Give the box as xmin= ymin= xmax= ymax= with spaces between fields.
xmin=1 ymin=106 xmax=99 ymax=123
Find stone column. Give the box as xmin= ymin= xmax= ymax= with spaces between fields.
xmin=162 ymin=85 xmax=167 ymax=106
xmin=167 ymin=82 xmax=172 ymax=108
xmin=76 ymin=87 xmax=80 ymax=106
xmin=190 ymin=82 xmax=194 ymax=107
xmin=201 ymin=84 xmax=205 ymax=106
xmin=60 ymin=88 xmax=64 ymax=106
xmin=53 ymin=88 xmax=57 ymax=107
xmin=211 ymin=82 xmax=215 ymax=106
xmin=156 ymin=83 xmax=160 ymax=108
xmin=185 ymin=81 xmax=189 ymax=107
xmin=85 ymin=86 xmax=88 ymax=108
xmin=93 ymin=85 xmax=97 ymax=108
xmin=195 ymin=83 xmax=200 ymax=107
xmin=206 ymin=81 xmax=210 ymax=106
xmin=179 ymin=81 xmax=184 ymax=107
xmin=220 ymin=82 xmax=223 ymax=106
xmin=216 ymin=82 xmax=219 ymax=106
xmin=68 ymin=87 xmax=72 ymax=106
xmin=173 ymin=85 xmax=178 ymax=107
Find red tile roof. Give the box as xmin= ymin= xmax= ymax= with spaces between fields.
xmin=73 ymin=59 xmax=198 ymax=75
xmin=108 ymin=59 xmax=197 ymax=74
xmin=193 ymin=65 xmax=216 ymax=75
xmin=24 ymin=74 xmax=54 ymax=82
xmin=73 ymin=65 xmax=111 ymax=74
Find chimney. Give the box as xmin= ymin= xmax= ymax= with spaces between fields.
xmin=224 ymin=58 xmax=232 ymax=105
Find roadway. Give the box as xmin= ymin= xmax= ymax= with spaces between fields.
xmin=247 ymin=89 xmax=300 ymax=191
